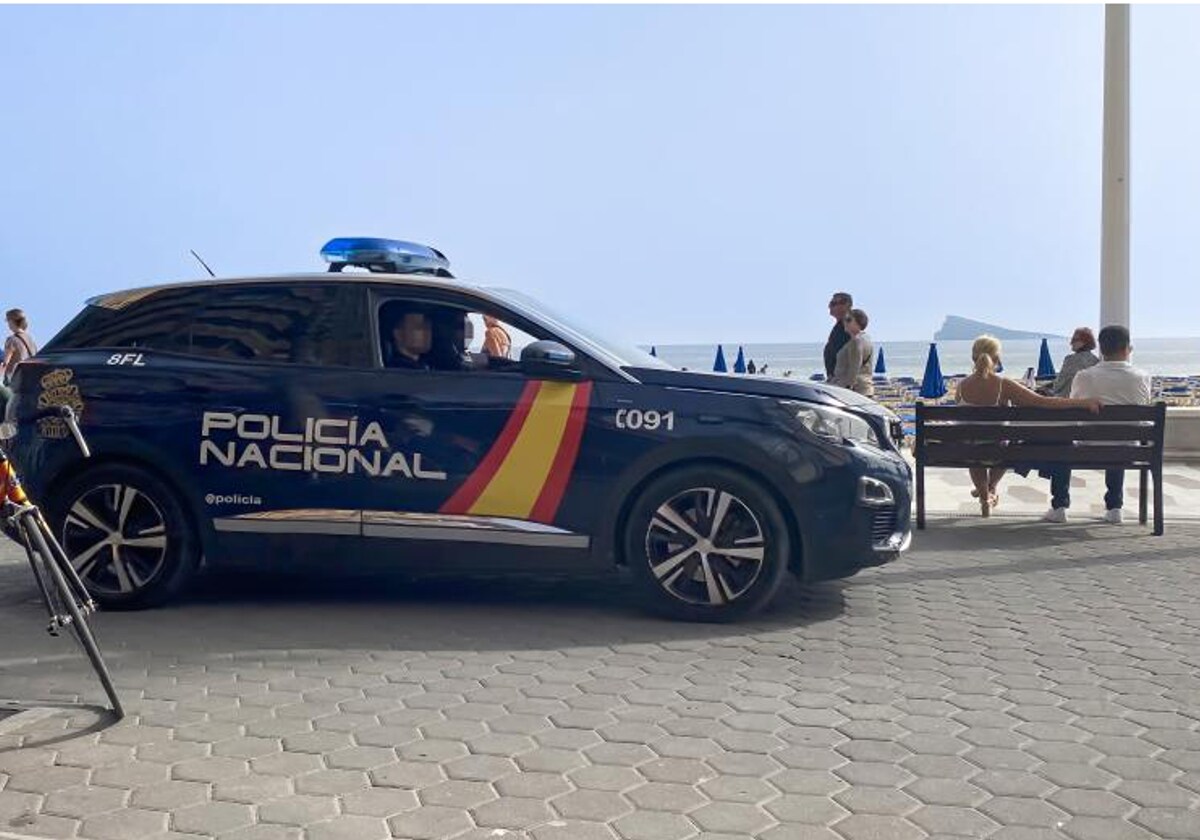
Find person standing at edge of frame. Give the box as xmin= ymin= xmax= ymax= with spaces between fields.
xmin=0 ymin=308 xmax=38 ymax=414
xmin=823 ymin=291 xmax=853 ymax=381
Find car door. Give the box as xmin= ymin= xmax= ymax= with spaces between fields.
xmin=189 ymin=282 xmax=377 ymax=557
xmin=358 ymin=288 xmax=605 ymax=566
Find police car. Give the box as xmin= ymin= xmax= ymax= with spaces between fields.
xmin=5 ymin=238 xmax=911 ymax=621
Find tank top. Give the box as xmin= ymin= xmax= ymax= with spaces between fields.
xmin=5 ymin=330 xmax=36 ymax=363
xmin=960 ymin=375 xmax=1004 ymax=407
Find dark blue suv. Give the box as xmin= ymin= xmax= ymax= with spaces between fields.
xmin=6 ymin=241 xmax=911 ymax=621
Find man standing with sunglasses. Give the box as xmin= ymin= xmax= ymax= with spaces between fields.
xmin=823 ymin=292 xmax=854 ymax=380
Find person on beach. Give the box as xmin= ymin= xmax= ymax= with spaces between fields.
xmin=1049 ymin=327 xmax=1099 ymax=397
xmin=830 ymin=308 xmax=874 ymax=396
xmin=956 ymin=335 xmax=1101 ymax=518
xmin=823 ymin=291 xmax=853 ymax=380
xmin=1042 ymin=325 xmax=1151 ymax=525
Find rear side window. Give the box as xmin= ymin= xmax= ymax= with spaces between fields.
xmin=47 ymin=288 xmax=202 ymax=353
xmin=48 ymin=284 xmax=372 ymax=368
xmin=188 ymin=285 xmax=370 ymax=367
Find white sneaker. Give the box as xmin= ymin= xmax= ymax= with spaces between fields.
xmin=1042 ymin=507 xmax=1068 ymax=523
xmin=1104 ymin=508 xmax=1124 ymax=524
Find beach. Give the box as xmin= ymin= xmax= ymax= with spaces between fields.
xmin=651 ymin=338 xmax=1200 ymax=433
xmin=651 ymin=336 xmax=1200 ymax=380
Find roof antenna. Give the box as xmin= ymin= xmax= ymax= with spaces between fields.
xmin=189 ymin=249 xmax=216 ymax=278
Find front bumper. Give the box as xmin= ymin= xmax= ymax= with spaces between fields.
xmin=794 ymin=447 xmax=913 ymax=582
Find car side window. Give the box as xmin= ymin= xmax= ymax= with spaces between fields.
xmin=188 ymin=285 xmax=371 ymax=367
xmin=47 ymin=287 xmax=205 ymax=352
xmin=465 ymin=312 xmax=537 ymax=363
xmin=377 ymin=298 xmax=539 ymax=374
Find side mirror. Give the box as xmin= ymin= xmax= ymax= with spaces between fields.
xmin=521 ymin=340 xmax=582 ymax=380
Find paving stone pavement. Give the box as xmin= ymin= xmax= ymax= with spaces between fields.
xmin=2 ymin=518 xmax=1200 ymax=840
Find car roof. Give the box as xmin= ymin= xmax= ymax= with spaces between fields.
xmin=82 ymin=271 xmax=644 ymax=384
xmin=88 ymin=272 xmax=490 ymax=311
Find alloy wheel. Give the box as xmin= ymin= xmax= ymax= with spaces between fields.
xmin=644 ymin=486 xmax=766 ymax=606
xmin=61 ymin=483 xmax=169 ymax=595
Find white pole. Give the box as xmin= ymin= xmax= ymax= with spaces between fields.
xmin=1100 ymin=4 xmax=1131 ymax=329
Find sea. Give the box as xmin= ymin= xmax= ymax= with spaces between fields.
xmin=648 ymin=337 xmax=1200 ymax=380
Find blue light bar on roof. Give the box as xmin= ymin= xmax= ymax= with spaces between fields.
xmin=320 ymin=237 xmax=453 ymax=277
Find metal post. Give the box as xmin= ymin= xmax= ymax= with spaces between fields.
xmin=1100 ymin=4 xmax=1131 ymax=329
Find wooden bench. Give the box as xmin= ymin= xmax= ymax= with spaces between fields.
xmin=914 ymin=402 xmax=1167 ymax=535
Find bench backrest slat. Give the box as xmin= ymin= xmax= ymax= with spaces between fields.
xmin=921 ymin=443 xmax=1157 ymax=467
xmin=919 ymin=423 xmax=1159 ymax=444
xmin=917 ymin=405 xmax=1161 ymax=422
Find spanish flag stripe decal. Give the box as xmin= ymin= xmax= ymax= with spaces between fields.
xmin=528 ymin=381 xmax=592 ymax=523
xmin=466 ymin=382 xmax=579 ymax=518
xmin=440 ymin=380 xmax=542 ymax=515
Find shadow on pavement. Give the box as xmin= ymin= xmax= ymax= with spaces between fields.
xmin=908 ymin=517 xmax=1178 ymax=551
xmin=2 ymin=559 xmax=851 ymax=661
xmin=865 ymin=520 xmax=1199 ymax=586
xmin=0 ymin=703 xmax=116 ymax=752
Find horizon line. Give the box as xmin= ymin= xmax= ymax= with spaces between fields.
xmin=643 ymin=334 xmax=1200 ymax=347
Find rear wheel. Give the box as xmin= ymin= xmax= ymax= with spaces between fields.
xmin=50 ymin=464 xmax=199 ymax=609
xmin=623 ymin=465 xmax=791 ymax=622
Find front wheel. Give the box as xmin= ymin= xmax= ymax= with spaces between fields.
xmin=49 ymin=464 xmax=199 ymax=610
xmin=623 ymin=465 xmax=791 ymax=622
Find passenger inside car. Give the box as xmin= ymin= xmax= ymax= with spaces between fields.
xmin=482 ymin=315 xmax=512 ymax=360
xmin=421 ymin=309 xmax=477 ymax=372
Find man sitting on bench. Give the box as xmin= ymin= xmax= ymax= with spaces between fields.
xmin=1043 ymin=325 xmax=1152 ymax=524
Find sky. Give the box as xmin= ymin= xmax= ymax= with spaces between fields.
xmin=1 ymin=5 xmax=1198 ymax=347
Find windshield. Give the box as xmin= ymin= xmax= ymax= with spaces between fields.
xmin=485 ymin=287 xmax=674 ymax=371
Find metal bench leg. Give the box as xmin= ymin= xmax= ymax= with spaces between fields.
xmin=1153 ymin=466 xmax=1164 ymax=536
xmin=916 ymin=462 xmax=926 ymax=530
xmin=1139 ymin=468 xmax=1148 ymax=525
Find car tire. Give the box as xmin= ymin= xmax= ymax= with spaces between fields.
xmin=624 ymin=464 xmax=791 ymax=622
xmin=49 ymin=463 xmax=199 ymax=610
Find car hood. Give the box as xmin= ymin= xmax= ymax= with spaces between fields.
xmin=624 ymin=367 xmax=896 ymax=418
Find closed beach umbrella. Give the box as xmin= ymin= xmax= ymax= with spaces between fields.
xmin=733 ymin=346 xmax=747 ymax=374
xmin=649 ymin=346 xmax=657 ymax=357
xmin=1037 ymin=337 xmax=1056 ymax=378
xmin=874 ymin=344 xmax=887 ymax=377
xmin=919 ymin=343 xmax=947 ymax=399
xmin=713 ymin=345 xmax=728 ymax=372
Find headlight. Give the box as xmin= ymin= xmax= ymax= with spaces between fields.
xmin=782 ymin=401 xmax=879 ymax=447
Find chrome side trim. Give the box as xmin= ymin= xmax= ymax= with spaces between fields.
xmin=211 ymin=509 xmax=590 ymax=548
xmin=362 ymin=511 xmax=590 ymax=549
xmin=213 ymin=509 xmax=360 ymax=536
xmin=214 ymin=519 xmax=360 ymax=536
xmin=362 ymin=524 xmax=589 ymax=549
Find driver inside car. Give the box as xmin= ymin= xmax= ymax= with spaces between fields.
xmin=385 ymin=310 xmax=433 ymax=370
